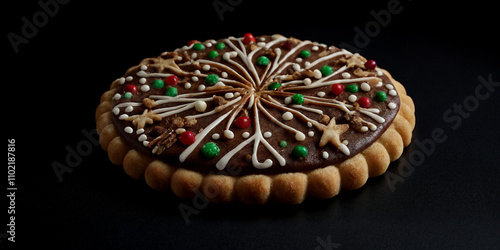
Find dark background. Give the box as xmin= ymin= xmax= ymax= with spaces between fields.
xmin=3 ymin=0 xmax=500 ymax=249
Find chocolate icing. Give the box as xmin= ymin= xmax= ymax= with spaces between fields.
xmin=111 ymin=35 xmax=400 ymax=176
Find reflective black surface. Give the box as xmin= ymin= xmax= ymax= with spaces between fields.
xmin=5 ymin=0 xmax=500 ymax=249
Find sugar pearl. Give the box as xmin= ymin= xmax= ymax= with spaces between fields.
xmin=195 ymin=100 xmax=207 ymax=112
xmin=282 ymin=111 xmax=294 ymax=121
xmin=348 ymin=94 xmax=357 ymax=102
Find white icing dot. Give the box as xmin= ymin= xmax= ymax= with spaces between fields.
xmin=282 ymin=111 xmax=294 ymax=121
xmin=348 ymin=94 xmax=357 ymax=102
xmin=376 ymin=69 xmax=383 ymax=76
xmin=176 ymin=128 xmax=186 ymax=135
xmin=118 ymin=77 xmax=126 ymax=85
xmin=361 ymin=82 xmax=371 ymax=91
xmin=242 ymin=132 xmax=250 ymax=139
xmin=113 ymin=93 xmax=122 ymax=100
xmin=292 ymin=63 xmax=301 ymax=71
xmin=303 ymin=78 xmax=312 ymax=85
xmin=369 ymin=124 xmax=377 ymax=131
xmin=284 ymin=97 xmax=292 ymax=104
xmin=212 ymin=133 xmax=220 ymax=140
xmin=257 ymin=42 xmax=266 ymax=47
xmin=322 ymin=151 xmax=329 ymax=159
xmin=184 ymin=82 xmax=192 ymax=89
xmin=138 ymin=134 xmax=147 ymax=142
xmin=140 ymin=65 xmax=148 ymax=70
xmin=194 ymin=100 xmax=207 ymax=112
xmin=388 ymin=90 xmax=397 ymax=96
xmin=385 ymin=84 xmax=394 ymax=90
xmin=197 ymin=84 xmax=205 ymax=91
xmin=194 ymin=70 xmax=201 ymax=75
xmin=126 ymin=76 xmax=133 ymax=81
xmin=223 ymin=52 xmax=231 ymax=60
xmin=361 ymin=126 xmax=369 ymax=132
xmin=312 ymin=45 xmax=319 ymax=51
xmin=136 ymin=128 xmax=145 ymax=134
xmin=259 ymin=37 xmax=266 ymax=41
xmin=139 ymin=77 xmax=146 ymax=84
xmin=307 ymin=122 xmax=313 ymax=128
xmin=295 ymin=57 xmax=303 ymax=63
xmin=305 ymin=61 xmax=311 ymax=68
xmin=308 ymin=131 xmax=315 ymax=137
xmin=125 ymin=105 xmax=134 ymax=113
xmin=119 ymin=114 xmax=129 ymax=120
xmin=191 ymin=53 xmax=197 ymax=59
xmin=263 ymin=131 xmax=272 ymax=138
xmin=341 ymin=72 xmax=351 ymax=79
xmin=215 ymin=82 xmax=225 ymax=87
xmin=124 ymin=126 xmax=133 ymax=134
xmin=375 ymin=81 xmax=383 ymax=87
xmin=313 ymin=69 xmax=322 ymax=79
xmin=192 ymin=76 xmax=199 ymax=82
xmin=295 ymin=132 xmax=306 ymax=141
xmin=221 ymin=72 xmax=228 ymax=78
xmin=202 ymin=65 xmax=211 ymax=71
xmin=317 ymin=91 xmax=326 ymax=97
xmin=141 ymin=85 xmax=150 ymax=92
xmin=224 ymin=130 xmax=234 ymax=139
xmin=224 ymin=92 xmax=234 ymax=99
xmin=388 ymin=102 xmax=397 ymax=109
xmin=143 ymin=141 xmax=149 ymax=147
xmin=112 ymin=107 xmax=120 ymax=115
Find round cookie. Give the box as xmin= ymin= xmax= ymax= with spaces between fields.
xmin=96 ymin=34 xmax=415 ymax=204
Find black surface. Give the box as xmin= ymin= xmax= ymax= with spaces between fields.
xmin=4 ymin=0 xmax=500 ymax=249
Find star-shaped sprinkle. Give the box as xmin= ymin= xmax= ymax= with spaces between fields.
xmin=147 ymin=57 xmax=186 ymax=76
xmin=317 ymin=118 xmax=350 ymax=155
xmin=125 ymin=109 xmax=162 ymax=130
xmin=345 ymin=55 xmax=366 ymax=69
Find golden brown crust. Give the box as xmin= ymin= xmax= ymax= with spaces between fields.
xmin=96 ymin=70 xmax=415 ymax=204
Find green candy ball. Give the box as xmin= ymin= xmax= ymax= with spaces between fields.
xmin=165 ymin=87 xmax=178 ymax=97
xmin=375 ymin=91 xmax=387 ymax=102
xmin=193 ymin=43 xmax=205 ymax=50
xmin=291 ymin=93 xmax=304 ymax=105
xmin=256 ymin=56 xmax=270 ymax=66
xmin=122 ymin=92 xmax=132 ymax=99
xmin=268 ymin=82 xmax=281 ymax=90
xmin=205 ymin=74 xmax=219 ymax=85
xmin=279 ymin=141 xmax=287 ymax=147
xmin=321 ymin=65 xmax=333 ymax=76
xmin=346 ymin=84 xmax=359 ymax=93
xmin=201 ymin=142 xmax=220 ymax=158
xmin=152 ymin=79 xmax=165 ymax=89
xmin=299 ymin=50 xmax=311 ymax=58
xmin=215 ymin=42 xmax=226 ymax=50
xmin=292 ymin=145 xmax=308 ymax=158
xmin=208 ymin=50 xmax=218 ymax=59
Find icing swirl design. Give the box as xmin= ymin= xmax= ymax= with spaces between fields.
xmin=111 ymin=34 xmax=400 ymax=175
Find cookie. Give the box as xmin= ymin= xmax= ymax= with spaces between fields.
xmin=96 ymin=33 xmax=415 ymax=204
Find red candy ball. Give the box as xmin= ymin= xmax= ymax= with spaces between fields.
xmin=179 ymin=131 xmax=196 ymax=145
xmin=365 ymin=60 xmax=377 ymax=70
xmin=235 ymin=116 xmax=251 ymax=129
xmin=124 ymin=84 xmax=137 ymax=94
xmin=166 ymin=75 xmax=179 ymax=86
xmin=187 ymin=40 xmax=199 ymax=46
xmin=358 ymin=97 xmax=371 ymax=108
xmin=331 ymin=84 xmax=344 ymax=95
xmin=243 ymin=33 xmax=256 ymax=45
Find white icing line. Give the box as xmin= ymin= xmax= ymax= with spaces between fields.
xmin=179 ymin=108 xmax=234 ymax=163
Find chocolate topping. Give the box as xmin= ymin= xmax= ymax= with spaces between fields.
xmin=111 ymin=34 xmax=400 ymax=176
